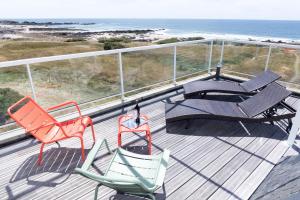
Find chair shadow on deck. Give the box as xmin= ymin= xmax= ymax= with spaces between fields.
xmin=9 ymin=147 xmax=88 ymax=186
xmin=107 ymin=184 xmax=167 ymax=200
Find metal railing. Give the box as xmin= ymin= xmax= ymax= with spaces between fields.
xmin=0 ymin=39 xmax=211 ymax=104
xmin=1 ymin=38 xmax=300 ymax=131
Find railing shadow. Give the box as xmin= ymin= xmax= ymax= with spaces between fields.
xmin=0 ymin=138 xmax=38 ymax=159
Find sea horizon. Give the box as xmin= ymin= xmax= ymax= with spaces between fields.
xmin=2 ymin=18 xmax=300 ymax=41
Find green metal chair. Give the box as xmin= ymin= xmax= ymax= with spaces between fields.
xmin=75 ymin=139 xmax=170 ymax=200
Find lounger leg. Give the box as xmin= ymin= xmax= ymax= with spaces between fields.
xmin=79 ymin=137 xmax=85 ymax=160
xmin=38 ymin=143 xmax=45 ymax=165
xmin=94 ymin=183 xmax=102 ymax=200
xmin=287 ymin=119 xmax=293 ymax=133
xmin=185 ymin=120 xmax=190 ymax=129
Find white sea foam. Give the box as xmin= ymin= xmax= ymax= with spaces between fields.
xmin=160 ymin=31 xmax=300 ymax=44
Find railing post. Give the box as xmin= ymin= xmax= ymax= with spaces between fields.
xmin=287 ymin=103 xmax=300 ymax=146
xmin=208 ymin=40 xmax=213 ymax=75
xmin=26 ymin=64 xmax=37 ymax=101
xmin=216 ymin=40 xmax=224 ymax=80
xmin=220 ymin=40 xmax=225 ymax=65
xmin=265 ymin=45 xmax=272 ymax=71
xmin=118 ymin=52 xmax=125 ymax=101
xmin=173 ymin=45 xmax=177 ymax=85
xmin=93 ymin=56 xmax=97 ymax=71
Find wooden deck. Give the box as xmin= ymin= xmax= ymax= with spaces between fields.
xmin=0 ymin=89 xmax=297 ymax=200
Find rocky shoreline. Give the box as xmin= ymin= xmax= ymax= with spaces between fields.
xmin=0 ymin=20 xmax=166 ymax=42
xmin=0 ymin=20 xmax=95 ymax=26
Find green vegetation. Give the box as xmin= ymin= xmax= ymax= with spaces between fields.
xmin=156 ymin=37 xmax=204 ymax=45
xmin=0 ymin=88 xmax=23 ymax=124
xmin=156 ymin=38 xmax=180 ymax=44
xmin=103 ymin=42 xmax=125 ymax=50
xmin=98 ymin=37 xmax=130 ymax=50
xmin=98 ymin=37 xmax=130 ymax=43
xmin=65 ymin=38 xmax=87 ymax=42
xmin=0 ymin=40 xmax=104 ymax=61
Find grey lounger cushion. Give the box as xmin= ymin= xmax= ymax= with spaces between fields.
xmin=184 ymin=70 xmax=280 ymax=97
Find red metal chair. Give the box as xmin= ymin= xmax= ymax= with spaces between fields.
xmin=7 ymin=96 xmax=96 ymax=165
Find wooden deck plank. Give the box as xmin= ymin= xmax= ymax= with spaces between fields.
xmin=227 ymin=141 xmax=288 ymax=200
xmin=208 ymin=126 xmax=287 ymax=200
xmin=188 ymin=125 xmax=285 ymax=200
xmin=0 ymin=89 xmax=291 ymax=200
xmin=168 ymin=125 xmax=267 ymax=200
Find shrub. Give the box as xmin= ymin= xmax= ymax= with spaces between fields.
xmin=0 ymin=88 xmax=23 ymax=124
xmin=65 ymin=38 xmax=86 ymax=42
xmin=98 ymin=37 xmax=130 ymax=43
xmin=184 ymin=37 xmax=204 ymax=41
xmin=156 ymin=38 xmax=180 ymax=44
xmin=103 ymin=41 xmax=125 ymax=50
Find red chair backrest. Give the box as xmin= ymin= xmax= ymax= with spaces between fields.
xmin=7 ymin=96 xmax=57 ymax=141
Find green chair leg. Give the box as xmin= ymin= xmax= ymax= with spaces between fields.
xmin=94 ymin=183 xmax=102 ymax=200
xmin=147 ymin=193 xmax=156 ymax=200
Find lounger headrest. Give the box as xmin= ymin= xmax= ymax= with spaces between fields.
xmin=239 ymin=82 xmax=291 ymax=117
xmin=240 ymin=70 xmax=281 ymax=92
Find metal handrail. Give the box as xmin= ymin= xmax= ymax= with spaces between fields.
xmin=1 ymin=37 xmax=300 ymax=131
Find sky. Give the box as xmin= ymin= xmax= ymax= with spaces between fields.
xmin=1 ymin=0 xmax=300 ymax=20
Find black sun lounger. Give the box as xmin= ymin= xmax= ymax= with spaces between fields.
xmin=166 ymin=82 xmax=296 ymax=131
xmin=184 ymin=70 xmax=281 ymax=98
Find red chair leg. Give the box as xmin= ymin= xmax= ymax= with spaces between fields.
xmin=147 ymin=131 xmax=152 ymax=155
xmin=90 ymin=121 xmax=96 ymax=143
xmin=118 ymin=131 xmax=122 ymax=147
xmin=38 ymin=143 xmax=45 ymax=165
xmin=79 ymin=137 xmax=85 ymax=160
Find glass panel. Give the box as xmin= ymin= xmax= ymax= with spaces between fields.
xmin=30 ymin=55 xmax=120 ymax=108
xmin=211 ymin=41 xmax=222 ymax=68
xmin=268 ymin=48 xmax=300 ymax=89
xmin=176 ymin=42 xmax=209 ymax=80
xmin=0 ymin=66 xmax=32 ymax=126
xmin=222 ymin=42 xmax=269 ymax=78
xmin=122 ymin=47 xmax=173 ymax=93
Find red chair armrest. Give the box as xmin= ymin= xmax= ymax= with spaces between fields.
xmin=47 ymin=101 xmax=82 ymax=117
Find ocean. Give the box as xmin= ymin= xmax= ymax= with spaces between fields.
xmin=9 ymin=18 xmax=300 ymax=41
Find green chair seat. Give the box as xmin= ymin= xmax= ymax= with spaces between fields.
xmin=75 ymin=139 xmax=170 ymax=200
